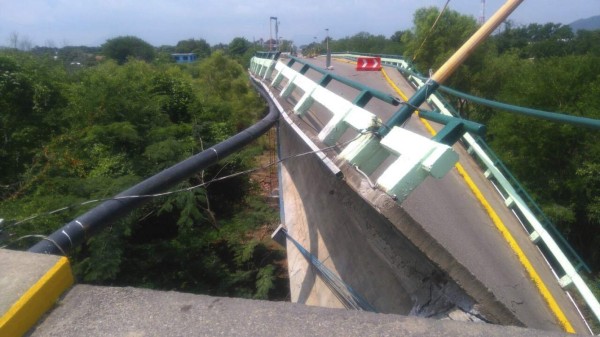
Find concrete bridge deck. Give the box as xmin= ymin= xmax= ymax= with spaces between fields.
xmin=270 ymin=56 xmax=590 ymax=333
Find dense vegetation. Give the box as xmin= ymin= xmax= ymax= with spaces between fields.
xmin=1 ymin=6 xmax=599 ymax=304
xmin=0 ymin=39 xmax=287 ymax=300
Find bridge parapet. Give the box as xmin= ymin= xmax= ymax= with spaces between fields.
xmin=333 ymin=53 xmax=599 ymax=330
xmin=250 ymin=55 xmax=459 ymax=204
xmin=404 ymin=62 xmax=599 ymax=328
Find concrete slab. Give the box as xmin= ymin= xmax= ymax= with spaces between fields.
xmin=31 ymin=284 xmax=577 ymax=337
xmin=0 ymin=249 xmax=73 ymax=337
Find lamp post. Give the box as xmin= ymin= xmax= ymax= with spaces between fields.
xmin=325 ymin=28 xmax=331 ymax=69
xmin=269 ymin=16 xmax=278 ymax=51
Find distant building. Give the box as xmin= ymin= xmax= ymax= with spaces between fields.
xmin=171 ymin=53 xmax=198 ymax=63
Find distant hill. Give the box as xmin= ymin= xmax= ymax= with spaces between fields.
xmin=569 ymin=15 xmax=600 ymax=31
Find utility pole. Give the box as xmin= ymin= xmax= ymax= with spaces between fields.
xmin=325 ymin=28 xmax=331 ymax=69
xmin=269 ymin=16 xmax=278 ymax=51
xmin=276 ymin=20 xmax=280 ymax=51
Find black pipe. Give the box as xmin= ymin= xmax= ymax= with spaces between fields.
xmin=29 ymin=76 xmax=279 ymax=255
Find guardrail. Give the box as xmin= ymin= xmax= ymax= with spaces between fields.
xmin=249 ymin=54 xmax=462 ymax=204
xmin=332 ymin=52 xmax=599 ymax=328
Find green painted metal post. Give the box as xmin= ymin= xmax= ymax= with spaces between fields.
xmin=319 ymin=74 xmax=333 ymax=87
xmin=379 ymin=81 xmax=439 ymax=136
xmin=353 ymin=91 xmax=374 ymax=108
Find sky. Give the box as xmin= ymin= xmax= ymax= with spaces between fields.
xmin=1 ymin=0 xmax=599 ymax=48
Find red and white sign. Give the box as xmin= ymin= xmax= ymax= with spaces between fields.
xmin=356 ymin=57 xmax=381 ymax=71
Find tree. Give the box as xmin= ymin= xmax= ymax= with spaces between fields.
xmin=0 ymin=52 xmax=67 ymax=188
xmin=227 ymin=37 xmax=251 ymax=57
xmin=227 ymin=37 xmax=262 ymax=67
xmin=404 ymin=7 xmax=480 ymax=72
xmin=572 ymin=29 xmax=600 ymax=56
xmin=329 ymin=32 xmax=389 ymax=54
xmin=102 ymin=36 xmax=155 ymax=64
xmin=175 ymin=38 xmax=211 ymax=59
xmin=492 ymin=23 xmax=575 ymax=58
xmin=388 ymin=30 xmax=410 ymax=55
xmin=0 ymin=48 xmax=287 ymax=299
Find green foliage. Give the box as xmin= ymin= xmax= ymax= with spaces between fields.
xmin=102 ymin=36 xmax=156 ymax=64
xmin=494 ymin=23 xmax=573 ymax=58
xmin=195 ymin=51 xmax=264 ymax=130
xmin=228 ymin=37 xmax=251 ymax=57
xmin=0 ymin=51 xmax=68 ymax=187
xmin=152 ymin=68 xmax=194 ymax=123
xmin=0 ymin=48 xmax=286 ymax=300
xmin=175 ymin=38 xmax=211 ymax=59
xmin=227 ymin=37 xmax=259 ymax=68
xmin=255 ymin=264 xmax=276 ymax=299
xmin=405 ymin=7 xmax=479 ymax=71
xmin=329 ymin=32 xmax=399 ymax=55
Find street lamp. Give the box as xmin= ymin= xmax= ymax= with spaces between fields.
xmin=270 ymin=17 xmax=278 ymax=51
xmin=325 ymin=28 xmax=331 ymax=69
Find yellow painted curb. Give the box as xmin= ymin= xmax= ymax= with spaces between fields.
xmin=332 ymin=57 xmax=356 ymax=65
xmin=452 ymin=161 xmax=575 ymax=333
xmin=381 ymin=67 xmax=409 ymax=101
xmin=0 ymin=256 xmax=74 ymax=337
xmin=380 ymin=67 xmax=576 ymax=333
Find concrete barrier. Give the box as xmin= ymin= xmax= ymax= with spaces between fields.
xmin=0 ymin=249 xmax=74 ymax=337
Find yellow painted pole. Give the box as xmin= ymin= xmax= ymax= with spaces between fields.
xmin=383 ymin=0 xmax=525 ymax=134
xmin=431 ymin=0 xmax=524 ymax=84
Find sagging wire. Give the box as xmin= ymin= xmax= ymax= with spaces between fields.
xmin=412 ymin=0 xmax=451 ymax=63
xmin=1 ymin=130 xmax=375 ymax=230
xmin=0 ymin=234 xmax=69 ymax=256
xmin=1 ymin=234 xmax=48 ymax=249
xmin=353 ymin=165 xmax=376 ymax=189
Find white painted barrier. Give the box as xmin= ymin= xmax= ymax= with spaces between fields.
xmin=250 ymin=56 xmax=459 ymax=205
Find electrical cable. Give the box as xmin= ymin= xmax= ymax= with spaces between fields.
xmin=2 ymin=131 xmax=373 ymax=230
xmin=412 ymin=0 xmax=451 ymax=62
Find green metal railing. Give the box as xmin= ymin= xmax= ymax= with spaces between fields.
xmin=285 ymin=55 xmax=401 ymax=108
xmin=396 ymin=66 xmax=600 ymax=130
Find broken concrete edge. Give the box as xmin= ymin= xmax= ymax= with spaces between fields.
xmin=0 ymin=251 xmax=74 ymax=337
xmin=33 ymin=284 xmax=575 ymax=337
xmin=337 ymin=160 xmax=526 ymax=328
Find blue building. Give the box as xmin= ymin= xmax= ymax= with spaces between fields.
xmin=171 ymin=53 xmax=198 ymax=63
